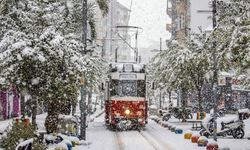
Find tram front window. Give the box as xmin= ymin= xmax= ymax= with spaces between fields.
xmin=110 ymin=80 xmax=145 ymax=97
xmin=121 ymin=80 xmax=137 ymax=97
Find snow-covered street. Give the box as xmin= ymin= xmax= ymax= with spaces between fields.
xmin=1 ymin=112 xmax=250 ymax=150
xmin=0 ymin=0 xmax=250 ymax=150
xmin=71 ymin=114 xmax=250 ymax=150
xmin=82 ymin=115 xmax=175 ymax=150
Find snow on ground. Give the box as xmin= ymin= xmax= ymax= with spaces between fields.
xmin=1 ymin=112 xmax=250 ymax=150
xmin=74 ymin=116 xmax=119 ymax=150
xmin=165 ymin=114 xmax=250 ymax=150
xmin=0 ymin=119 xmax=13 ymax=133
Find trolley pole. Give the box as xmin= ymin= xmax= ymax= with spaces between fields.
xmin=212 ymin=0 xmax=218 ymax=142
xmin=80 ymin=0 xmax=88 ymax=140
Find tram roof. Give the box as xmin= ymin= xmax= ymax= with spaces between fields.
xmin=110 ymin=96 xmax=145 ymax=101
xmin=110 ymin=63 xmax=145 ymax=73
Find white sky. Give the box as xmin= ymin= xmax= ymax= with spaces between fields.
xmin=117 ymin=0 xmax=171 ymax=49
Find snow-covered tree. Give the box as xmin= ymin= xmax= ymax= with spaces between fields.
xmin=0 ymin=0 xmax=109 ymax=133
xmin=149 ymin=33 xmax=211 ymax=112
xmin=150 ymin=40 xmax=194 ymax=110
xmin=0 ymin=0 xmax=45 ymax=125
xmin=197 ymin=0 xmax=249 ymax=110
xmin=185 ymin=33 xmax=210 ymax=111
xmin=204 ymin=0 xmax=250 ymax=82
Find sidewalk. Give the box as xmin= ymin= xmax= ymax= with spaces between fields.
xmin=153 ymin=114 xmax=250 ymax=150
xmin=0 ymin=113 xmax=48 ymax=134
xmin=0 ymin=119 xmax=13 ymax=133
xmin=0 ymin=107 xmax=105 ymax=135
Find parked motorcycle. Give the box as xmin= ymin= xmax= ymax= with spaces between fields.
xmin=158 ymin=109 xmax=170 ymax=121
xmin=200 ymin=115 xmax=245 ymax=139
xmin=159 ymin=107 xmax=193 ymax=121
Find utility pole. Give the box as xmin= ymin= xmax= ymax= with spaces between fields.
xmin=159 ymin=38 xmax=162 ymax=109
xmin=135 ymin=30 xmax=138 ymax=63
xmin=212 ymin=0 xmax=218 ymax=142
xmin=160 ymin=37 xmax=162 ymax=52
xmin=159 ymin=90 xmax=162 ymax=109
xmin=80 ymin=0 xmax=88 ymax=140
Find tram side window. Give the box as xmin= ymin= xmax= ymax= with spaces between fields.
xmin=137 ymin=80 xmax=145 ymax=97
xmin=110 ymin=80 xmax=119 ymax=96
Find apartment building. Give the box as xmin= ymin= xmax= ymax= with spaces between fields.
xmin=166 ymin=0 xmax=212 ymax=42
xmin=102 ymin=0 xmax=130 ymax=62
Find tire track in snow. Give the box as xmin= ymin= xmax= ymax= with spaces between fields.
xmin=137 ymin=130 xmax=161 ymax=150
xmin=115 ymin=131 xmax=125 ymax=150
xmin=115 ymin=130 xmax=159 ymax=150
xmin=141 ymin=122 xmax=175 ymax=150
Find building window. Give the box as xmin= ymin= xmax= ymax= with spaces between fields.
xmin=177 ymin=14 xmax=185 ymax=30
xmin=176 ymin=15 xmax=180 ymax=30
xmin=181 ymin=14 xmax=185 ymax=29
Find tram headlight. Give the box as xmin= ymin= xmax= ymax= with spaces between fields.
xmin=125 ymin=109 xmax=130 ymax=115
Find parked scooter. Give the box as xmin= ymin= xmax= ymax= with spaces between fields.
xmin=200 ymin=114 xmax=245 ymax=139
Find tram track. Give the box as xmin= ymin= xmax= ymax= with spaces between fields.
xmin=114 ymin=130 xmax=125 ymax=150
xmin=114 ymin=129 xmax=162 ymax=150
xmin=137 ymin=130 xmax=162 ymax=150
xmin=143 ymin=122 xmax=176 ymax=150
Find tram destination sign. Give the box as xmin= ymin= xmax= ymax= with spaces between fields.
xmin=119 ymin=74 xmax=137 ymax=80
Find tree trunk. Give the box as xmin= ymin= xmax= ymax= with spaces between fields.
xmin=100 ymin=94 xmax=104 ymax=110
xmin=45 ymin=100 xmax=59 ymax=133
xmin=79 ymin=85 xmax=87 ymax=140
xmin=72 ymin=101 xmax=77 ymax=116
xmin=168 ymin=91 xmax=172 ymax=109
xmin=177 ymin=89 xmax=181 ymax=107
xmin=93 ymin=95 xmax=98 ymax=113
xmin=20 ymin=94 xmax=25 ymax=115
xmin=197 ymin=89 xmax=203 ymax=112
xmin=181 ymin=88 xmax=187 ymax=122
xmin=31 ymin=97 xmax=37 ymax=127
xmin=181 ymin=89 xmax=187 ymax=108
xmin=87 ymin=90 xmax=92 ymax=114
xmin=66 ymin=99 xmax=71 ymax=115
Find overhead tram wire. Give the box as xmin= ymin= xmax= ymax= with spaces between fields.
xmin=128 ymin=0 xmax=133 ymax=25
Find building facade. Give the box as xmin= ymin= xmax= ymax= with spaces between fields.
xmin=167 ymin=0 xmax=189 ymax=41
xmin=102 ymin=0 xmax=130 ymax=62
xmin=166 ymin=0 xmax=250 ymax=110
xmin=166 ymin=0 xmax=212 ymax=41
xmin=0 ymin=85 xmax=20 ymax=120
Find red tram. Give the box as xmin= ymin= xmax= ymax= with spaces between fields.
xmin=105 ymin=63 xmax=148 ymax=130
